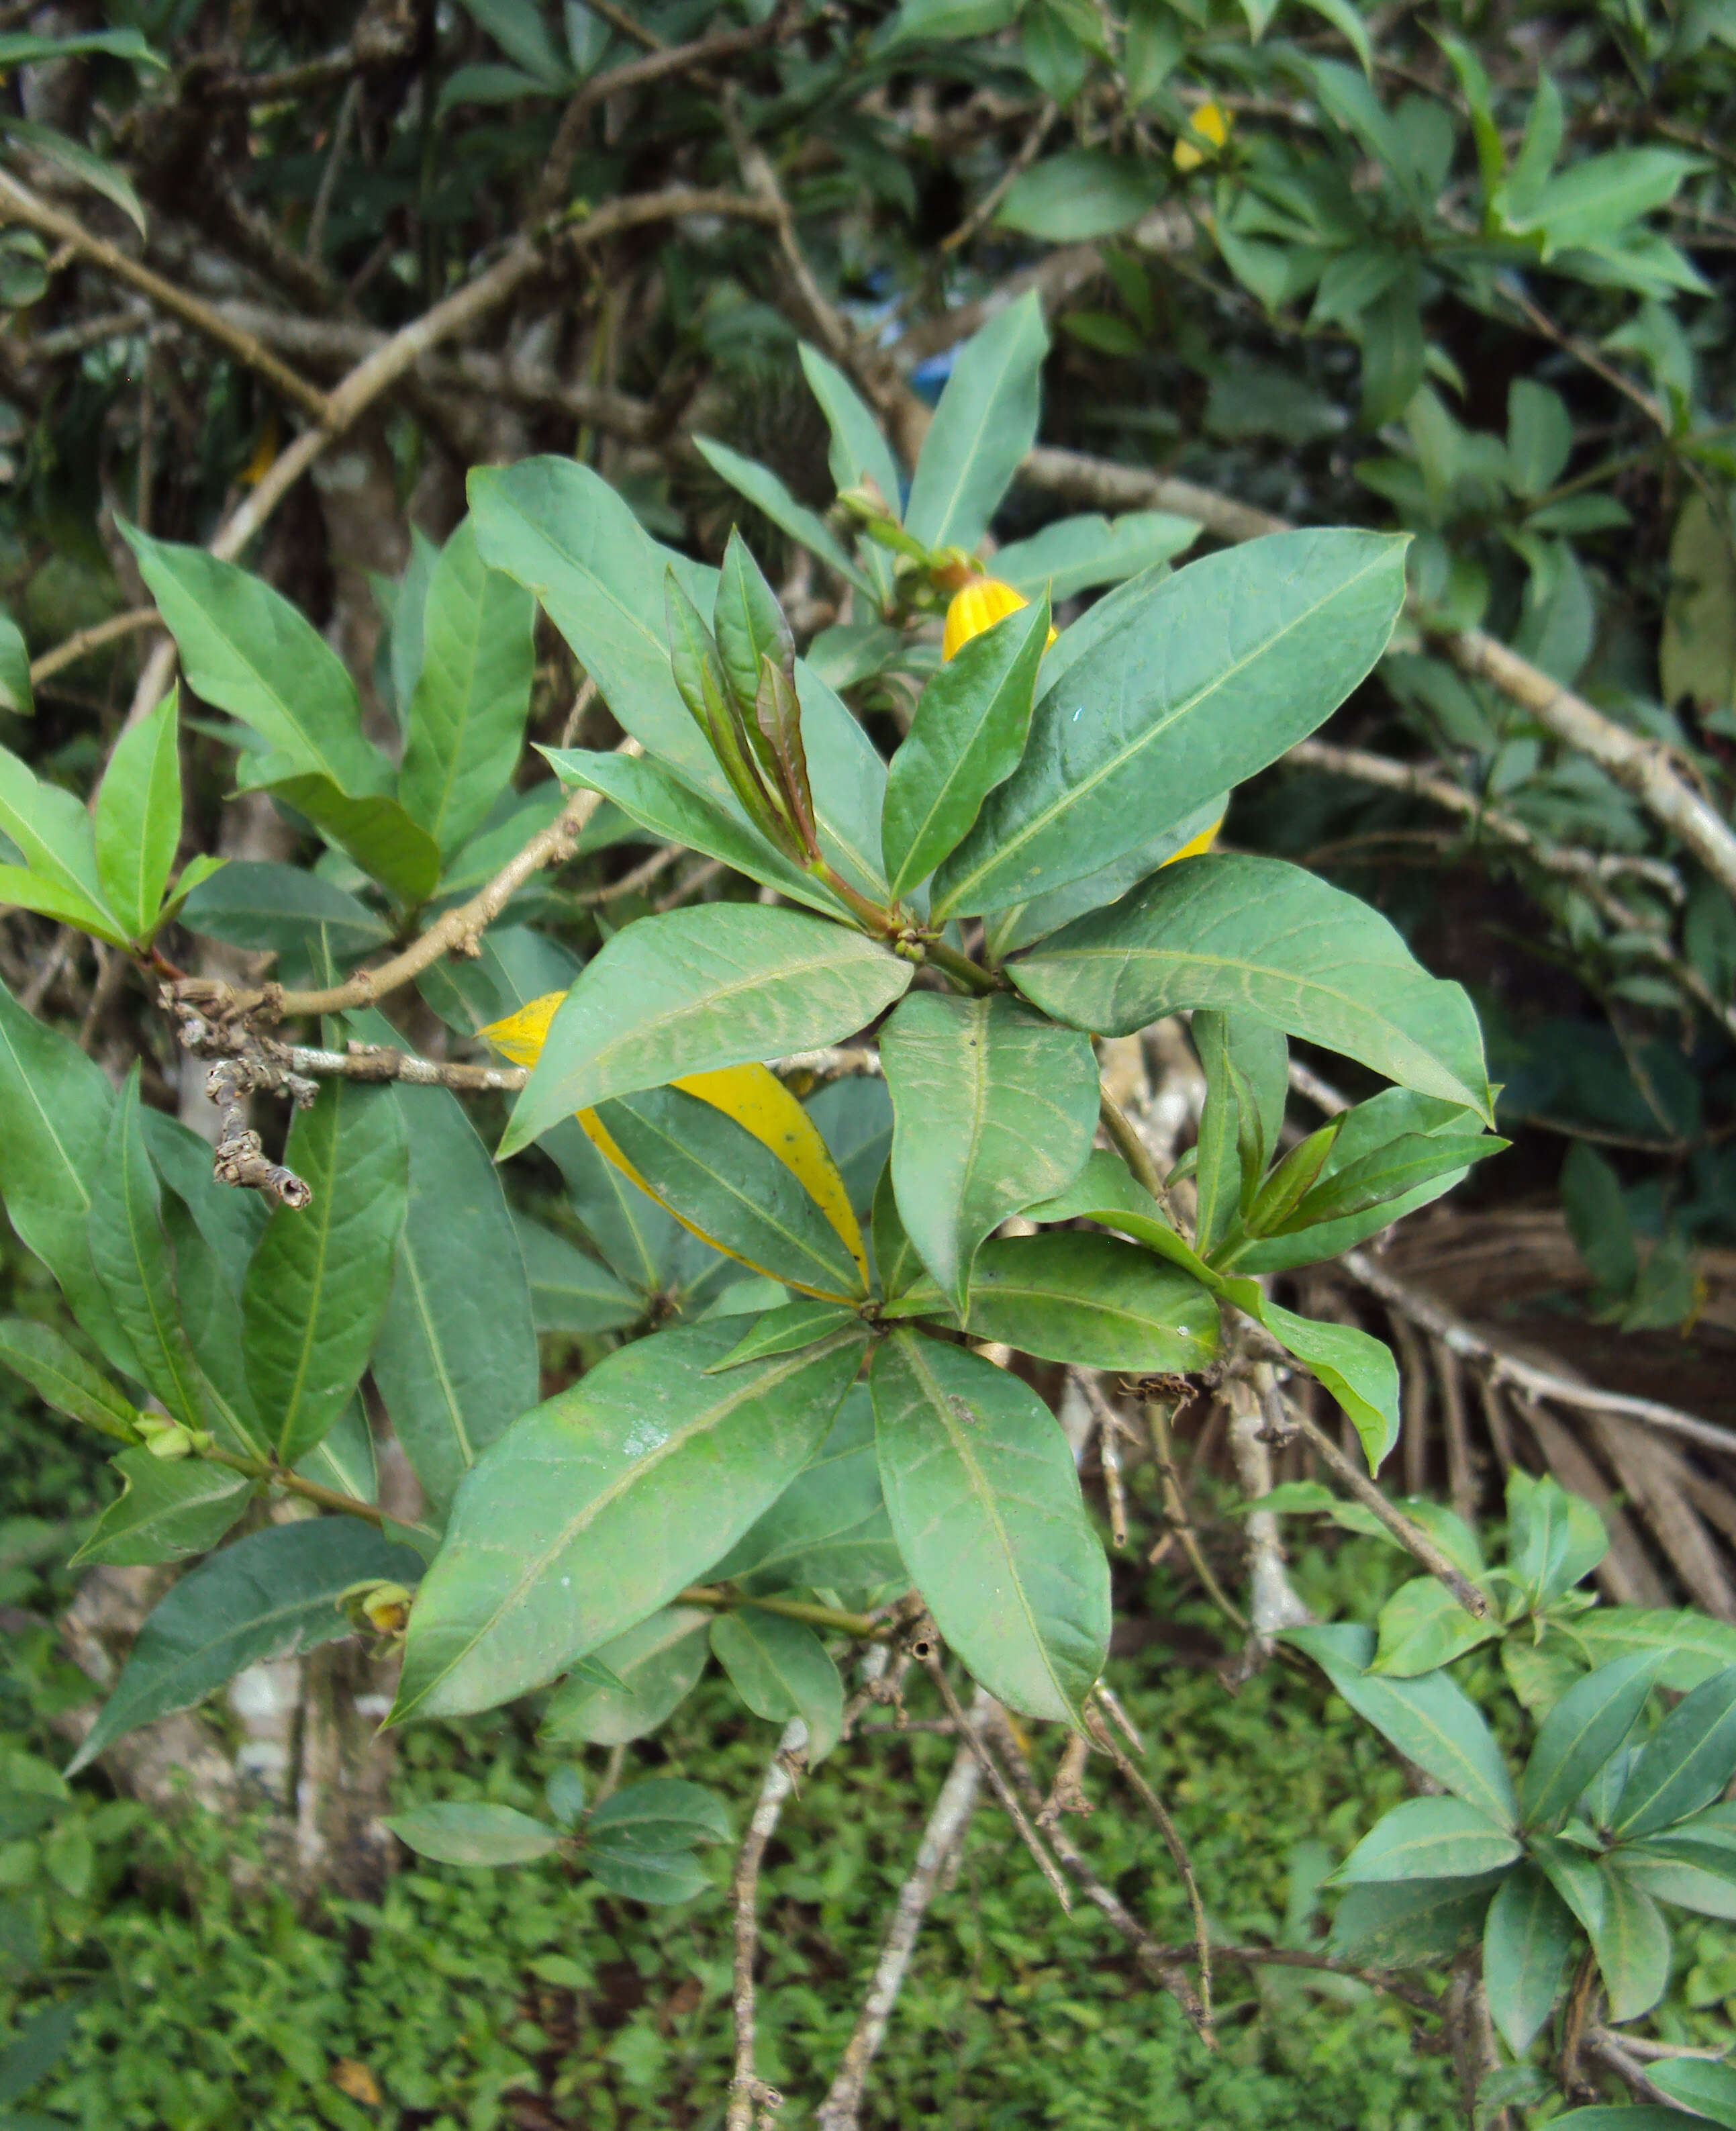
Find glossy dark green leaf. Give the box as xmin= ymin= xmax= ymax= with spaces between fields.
xmin=870 ymin=1331 xmax=1108 ymax=1723
xmin=156 ymin=1192 xmax=264 ymax=1456
xmin=1327 ymin=1874 xmax=1502 ymax=1965
xmin=543 ymin=1117 xmax=683 ymax=1294
xmin=879 ymin=991 xmax=1098 ymax=1319
xmin=710 ymin=1609 xmax=844 ymax=1762
xmin=1283 ymin=1623 xmax=1517 ymax=1826
xmin=92 ymin=691 xmax=180 ymax=942
xmin=983 ymin=794 xmax=1226 ymax=958
xmin=889 ymin=1232 xmax=1219 ymax=1372
xmin=804 ymin=1075 xmax=894 ymax=1221
xmin=251 ymin=771 xmax=441 ymax=906
xmin=541 ymin=1605 xmax=712 ymax=1745
xmin=1612 ymin=1668 xmax=1736 ymax=1839
xmin=934 ymin=531 xmax=1408 ymax=916
xmin=68 ymin=1518 xmax=421 ymax=1772
xmin=590 ymin=1777 xmax=731 ymax=1850
xmin=1371 ymin=1576 xmax=1500 ymax=1678
xmin=871 ymin=1159 xmax=922 ymax=1303
xmin=296 ymin=1395 xmax=378 ymax=1507
xmin=501 ymin=906 xmax=910 ymax=1156
xmin=514 ymin=1215 xmax=642 ymax=1334
xmin=138 ymin=1105 xmax=269 ymax=1282
xmin=1521 ymin=1654 xmax=1663 ymax=1831
xmin=177 ymin=860 xmax=391 ymax=961
xmin=398 ymin=516 xmax=536 ymax=856
xmin=371 ymin=1085 xmax=538 ymax=1512
xmin=707 ymin=1300 xmax=863 ymax=1372
xmin=1012 ymin=855 xmax=1492 ymax=1121
xmin=1507 ymin=1471 xmax=1610 ymax=1609
xmin=70 ymin=1450 xmax=251 ymax=1568
xmin=1336 ymin=1795 xmax=1519 ymax=1883
xmin=904 ymin=291 xmax=1049 ymax=555
xmin=586 ymin=1844 xmax=710 ymax=1904
xmin=881 ymin=594 xmax=1051 ymax=897
xmin=707 ymin=1388 xmax=904 ymax=1593
xmin=1272 ymin=1131 xmax=1506 ymax=1235
xmin=1571 ymin=1610 xmax=1736 ymax=1693
xmin=387 ymin=1802 xmax=561 ymax=1866
xmin=243 ymin=1081 xmax=408 ymax=1466
xmin=1531 ymin=1833 xmax=1608 ymax=1937
xmin=596 ymin=1087 xmax=866 ymax=1302
xmin=0 ymin=1319 xmax=139 ymax=1441
xmin=392 ymin=1319 xmax=867 ymax=1721
xmin=1590 ymin=1859 xmax=1672 ymax=2021
xmin=1483 ymin=1863 xmax=1576 ymax=2054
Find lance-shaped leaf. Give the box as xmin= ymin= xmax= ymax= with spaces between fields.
xmin=0 ymin=982 xmax=138 ymax=1376
xmin=992 ymin=511 xmax=1200 ymax=600
xmin=904 ymin=290 xmax=1049 ymax=555
xmin=243 ymin=1081 xmax=408 ymax=1466
xmin=664 ymin=572 xmax=791 ymax=850
xmin=879 ymin=991 xmax=1098 ymax=1319
xmin=595 ymin=1087 xmax=867 ymax=1300
xmin=68 ymin=1518 xmax=422 ymax=1772
xmin=706 ymin=1298 xmax=861 ymax=1371
xmin=87 ymin=1070 xmax=209 ymax=1428
xmin=371 ymin=1085 xmax=538 ymax=1513
xmin=707 ymin=1388 xmax=903 ymax=1592
xmin=244 ymin=769 xmax=441 ymax=907
xmin=0 ymin=1319 xmax=139 ymax=1441
xmin=1645 ymin=2059 xmax=1736 ymax=2126
xmin=714 ymin=528 xmax=795 ymax=728
xmin=1335 ymin=1795 xmax=1520 ymax=1882
xmin=1521 ymin=1653 xmax=1663 ymax=1830
xmin=693 ymin=436 xmax=879 ymax=600
xmin=1590 ymin=1860 xmax=1672 ymax=2022
xmin=93 ymin=690 xmax=181 ymax=943
xmin=887 ymin=1232 xmax=1219 ymax=1373
xmin=0 ymin=743 xmax=120 ymax=939
xmin=70 ymin=1450 xmax=252 ymax=1568
xmin=870 ymin=1330 xmax=1109 ymax=1724
xmin=0 ymin=609 xmax=32 ymax=716
xmin=177 ymin=860 xmax=391 ymax=963
xmin=541 ymin=1605 xmax=713 ymax=1745
xmin=800 ymin=342 xmax=904 ymax=517
xmin=881 ymin=591 xmax=1050 ymax=897
xmin=1612 ymin=1668 xmax=1736 ymax=1840
xmin=1484 ymin=1863 xmax=1576 ymax=2054
xmin=984 ymin=794 xmax=1227 ymax=959
xmin=754 ymin=654 xmax=817 ymax=857
xmin=392 ymin=1319 xmax=867 ymax=1721
xmin=1329 ymin=1877 xmax=1504 ymax=1967
xmin=397 ymin=516 xmax=536 ymax=857
xmin=1012 ymin=853 xmax=1493 ymax=1121
xmin=711 ymin=1609 xmax=845 ymax=1762
xmin=933 ymin=530 xmax=1407 ymax=916
xmin=515 ymin=1215 xmax=642 ymax=1334
xmin=499 ymin=906 xmax=911 ymax=1156
xmin=1268 ymin=1131 xmax=1506 ymax=1235
xmin=386 ymin=1802 xmax=562 ymax=1866
xmin=589 ymin=1777 xmax=731 ymax=1851
xmin=1508 ymin=1471 xmax=1610 ymax=1611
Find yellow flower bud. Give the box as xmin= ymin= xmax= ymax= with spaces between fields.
xmin=941 ymin=577 xmax=1059 ymax=662
xmin=1174 ymin=101 xmax=1231 ymax=172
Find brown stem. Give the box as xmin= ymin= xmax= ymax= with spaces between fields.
xmin=1139 ymin=1391 xmax=1248 ymax=1629
xmin=203 ymin=1445 xmax=385 ymax=1526
xmin=1559 ymin=1948 xmax=1601 ymax=2101
xmin=30 ymin=606 xmax=161 ymax=686
xmin=727 ymin=1723 xmax=803 ymax=2131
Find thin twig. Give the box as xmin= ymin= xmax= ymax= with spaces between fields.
xmin=574 ymin=843 xmax=684 ymax=906
xmin=28 ymin=606 xmax=160 ymax=685
xmin=1140 ymin=1390 xmax=1248 ymax=1629
xmin=305 ymin=78 xmax=362 ymax=263
xmin=728 ymin=1719 xmax=805 ymax=2131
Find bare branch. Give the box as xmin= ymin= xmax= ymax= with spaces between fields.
xmin=728 ymin=1720 xmax=806 ymax=2131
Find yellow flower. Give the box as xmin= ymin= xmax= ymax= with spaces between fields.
xmin=483 ymin=995 xmax=868 ymax=1298
xmin=1174 ymin=100 xmax=1231 ymax=172
xmin=941 ymin=577 xmax=1058 ymax=662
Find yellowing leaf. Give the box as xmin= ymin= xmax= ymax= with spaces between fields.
xmin=1163 ymin=813 xmax=1223 ymax=865
xmin=481 ymin=994 xmax=868 ymax=1285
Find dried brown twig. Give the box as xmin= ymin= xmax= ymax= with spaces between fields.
xmin=728 ymin=1719 xmax=806 ymax=2131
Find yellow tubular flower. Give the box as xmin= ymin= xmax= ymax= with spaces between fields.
xmin=1174 ymin=99 xmax=1231 ymax=172
xmin=482 ymin=995 xmax=869 ymax=1296
xmin=941 ymin=577 xmax=1059 ymax=662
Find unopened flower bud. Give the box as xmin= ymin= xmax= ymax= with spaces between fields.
xmin=941 ymin=578 xmax=1059 ymax=662
xmin=1175 ymin=101 xmax=1231 ymax=172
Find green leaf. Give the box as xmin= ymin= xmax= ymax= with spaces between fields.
xmin=589 ymin=1777 xmax=730 ymax=1850
xmin=140 ymin=1105 xmax=269 ymax=1288
xmin=542 ymin=1605 xmax=712 ymax=1745
xmin=992 ymin=512 xmax=1199 ymax=602
xmin=514 ymin=1215 xmax=642 ymax=1335
xmin=297 ymin=1395 xmax=378 ymax=1508
xmin=996 ymin=152 xmax=1163 ymax=240
xmin=871 ymin=1159 xmax=923 ymax=1303
xmin=714 ymin=530 xmax=795 ymax=725
xmin=177 ymin=861 xmax=391 ymax=961
xmin=386 ymin=1802 xmax=562 ymax=1866
xmin=87 ymin=1070 xmax=209 ymax=1428
xmin=543 ymin=1117 xmax=681 ymax=1294
xmin=881 ymin=592 xmax=1051 ymax=897
xmin=1612 ymin=1670 xmax=1736 ymax=1840
xmin=1253 ymin=1298 xmax=1401 ymax=1472
xmin=1624 ymin=1823 xmax=1736 ymax=1920
xmin=0 ymin=863 xmax=124 ymax=939
xmin=0 ymin=982 xmax=138 ymax=1376
xmin=1296 ymin=0 xmax=1371 ymax=72
xmin=1514 ymin=148 xmax=1702 ymax=256
xmin=1371 ymin=1576 xmax=1500 ymax=1677
xmin=707 ymin=1387 xmax=903 ymax=1593
xmin=1571 ymin=1609 xmax=1736 ymax=1693
xmin=983 ymin=796 xmax=1226 ymax=959
xmin=122 ymin=527 xmax=390 ymax=797
xmin=1509 ymin=1470 xmax=1611 ymax=1612
xmin=1012 ymin=853 xmax=1492 ymax=1119
xmin=0 ymin=1319 xmax=138 ymax=1441
xmin=1270 ymin=1131 xmax=1505 ymax=1236
xmin=1508 ymin=379 xmax=1574 ymax=498
xmin=92 ymin=690 xmax=181 ymax=943
xmin=1336 ymin=1796 xmax=1520 ymax=1883
xmin=1645 ymin=2058 xmax=1736 ymax=2127
xmin=69 ymin=1451 xmax=251 ymax=1568
xmin=596 ymin=1087 xmax=867 ymax=1301
xmin=879 ymin=991 xmax=1098 ymax=1320
xmin=1521 ymin=1654 xmax=1663 ymax=1831
xmin=1590 ymin=1859 xmax=1672 ymax=2021
xmin=707 ymin=1300 xmax=863 ymax=1372
xmin=499 ymin=906 xmax=910 ymax=1156
xmin=1328 ymin=1875 xmax=1501 ymax=1965
xmin=710 ymin=1609 xmax=844 ymax=1762
xmin=1531 ymin=1832 xmax=1608 ymax=1937
xmin=398 ymin=516 xmax=536 ymax=857
xmin=392 ymin=1319 xmax=867 ymax=1721
xmin=1482 ymin=1864 xmax=1576 ymax=2054
xmin=694 ymin=438 xmax=878 ymax=602
xmin=540 ymin=747 xmax=841 ymax=916
xmin=904 ymin=291 xmax=1049 ymax=556
xmin=586 ymin=1844 xmax=710 ymax=1904
xmin=888 ymin=1232 xmax=1219 ymax=1373
xmin=250 ymin=771 xmax=441 ymax=907
xmin=934 ymin=531 xmax=1408 ymax=916
xmin=3 ymin=121 xmax=148 ymax=236
xmin=870 ymin=1331 xmax=1108 ymax=1723
xmin=1282 ymin=1623 xmax=1518 ymax=1827
xmin=0 ymin=743 xmax=112 ymax=921
xmin=67 ymin=1519 xmax=421 ymax=1772
xmin=0 ymin=613 xmax=32 ymax=717
xmin=799 ymin=342 xmax=904 ymax=516
xmin=242 ymin=1082 xmax=407 ymax=1466
xmin=1547 ymin=2113 xmax=1711 ymax=2130
xmin=0 ymin=28 xmax=165 ymax=65
xmin=369 ymin=1085 xmax=538 ymax=1513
